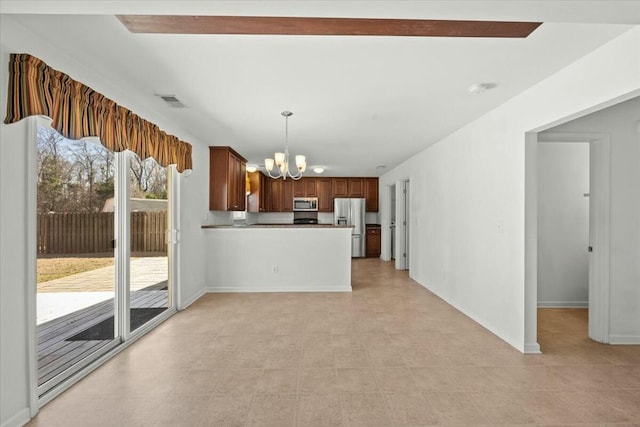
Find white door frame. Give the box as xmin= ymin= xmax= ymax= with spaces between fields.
xmin=526 ymin=131 xmax=611 ymax=349
xmin=395 ymin=179 xmax=410 ymax=270
xmin=389 ymin=184 xmax=396 ymax=261
xmin=27 ymin=123 xmax=180 ymax=410
xmin=404 ymin=179 xmax=410 ymax=271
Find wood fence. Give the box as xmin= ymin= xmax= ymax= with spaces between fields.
xmin=37 ymin=211 xmax=167 ymax=254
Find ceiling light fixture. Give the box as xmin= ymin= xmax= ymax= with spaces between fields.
xmin=313 ymin=167 xmax=325 ymax=174
xmin=246 ymin=165 xmax=258 ymax=173
xmin=265 ymin=111 xmax=306 ymax=180
xmin=468 ymin=83 xmax=497 ymax=94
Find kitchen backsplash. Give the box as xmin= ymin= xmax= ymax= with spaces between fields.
xmin=255 ymin=212 xmax=378 ymax=224
xmin=206 ymin=211 xmax=379 ymax=225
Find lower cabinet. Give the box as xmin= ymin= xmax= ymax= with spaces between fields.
xmin=366 ymin=226 xmax=381 ymax=258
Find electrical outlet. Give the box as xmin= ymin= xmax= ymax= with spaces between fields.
xmin=497 ymin=221 xmax=504 ymax=234
xmin=272 ymin=265 xmax=278 ymax=273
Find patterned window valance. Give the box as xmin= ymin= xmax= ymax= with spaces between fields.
xmin=3 ymin=53 xmax=192 ymax=172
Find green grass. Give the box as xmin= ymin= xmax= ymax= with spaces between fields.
xmin=37 ymin=256 xmax=114 ymax=283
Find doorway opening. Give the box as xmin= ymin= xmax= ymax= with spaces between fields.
xmin=396 ymin=179 xmax=410 ymax=271
xmin=404 ymin=180 xmax=410 ymax=270
xmin=389 ymin=184 xmax=396 ymax=260
xmin=525 ymin=130 xmax=611 ymax=352
xmin=536 ymin=141 xmax=590 ymax=345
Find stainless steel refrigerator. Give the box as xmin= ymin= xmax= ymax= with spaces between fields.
xmin=334 ymin=198 xmax=366 ymax=258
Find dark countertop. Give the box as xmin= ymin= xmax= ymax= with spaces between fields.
xmin=366 ymin=223 xmax=381 ymax=228
xmin=202 ymin=224 xmax=354 ymax=229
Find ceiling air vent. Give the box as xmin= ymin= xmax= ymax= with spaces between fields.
xmin=156 ymin=94 xmax=187 ymax=108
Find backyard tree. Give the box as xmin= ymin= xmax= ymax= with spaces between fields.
xmin=37 ymin=127 xmax=168 ymax=213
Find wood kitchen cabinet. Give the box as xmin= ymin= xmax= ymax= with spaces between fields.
xmin=266 ymin=177 xmax=294 ymax=212
xmin=365 ymin=178 xmax=379 ymax=212
xmin=247 ymin=174 xmax=378 ymax=213
xmin=293 ymin=177 xmax=317 ymax=198
xmin=268 ymin=178 xmax=283 ymax=212
xmin=332 ymin=178 xmax=348 ymax=198
xmin=304 ymin=178 xmax=317 ymax=197
xmin=348 ymin=178 xmax=365 ymax=198
xmin=248 ymin=171 xmax=268 ymax=212
xmin=209 ymin=146 xmax=247 ymax=211
xmin=283 ymin=180 xmax=294 ymax=211
xmin=293 ymin=179 xmax=305 ymax=197
xmin=317 ymin=178 xmax=332 ymax=212
xmin=366 ymin=226 xmax=381 ymax=258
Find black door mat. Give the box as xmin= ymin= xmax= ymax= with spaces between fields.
xmin=65 ymin=308 xmax=166 ymax=341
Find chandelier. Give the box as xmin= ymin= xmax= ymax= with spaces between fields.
xmin=264 ymin=111 xmax=306 ymax=180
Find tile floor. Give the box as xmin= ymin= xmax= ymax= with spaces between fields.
xmin=27 ymin=259 xmax=640 ymax=426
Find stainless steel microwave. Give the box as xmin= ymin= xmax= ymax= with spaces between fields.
xmin=293 ymin=197 xmax=318 ymax=211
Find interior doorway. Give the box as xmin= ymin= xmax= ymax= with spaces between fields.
xmin=389 ymin=184 xmax=396 ymax=260
xmin=536 ymin=141 xmax=590 ymax=345
xmin=404 ymin=180 xmax=410 ymax=270
xmin=537 ymin=141 xmax=590 ymax=310
xmin=526 ymin=131 xmax=611 ymax=351
xmin=398 ymin=179 xmax=410 ymax=271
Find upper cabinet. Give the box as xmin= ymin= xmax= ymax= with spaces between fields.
xmin=304 ymin=179 xmax=318 ymax=197
xmin=210 ymin=147 xmax=379 ymax=213
xmin=247 ymin=171 xmax=268 ymax=212
xmin=266 ymin=178 xmax=294 ymax=212
xmin=293 ymin=178 xmax=318 ymax=198
xmin=209 ymin=146 xmax=247 ymax=211
xmin=348 ymin=178 xmax=365 ymax=198
xmin=283 ymin=180 xmax=294 ymax=211
xmin=317 ymin=179 xmax=332 ymax=212
xmin=332 ymin=178 xmax=348 ymax=198
xmin=332 ymin=177 xmax=377 ymax=211
xmin=365 ymin=178 xmax=379 ymax=212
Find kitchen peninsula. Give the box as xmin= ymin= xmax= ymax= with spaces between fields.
xmin=202 ymin=224 xmax=353 ymax=292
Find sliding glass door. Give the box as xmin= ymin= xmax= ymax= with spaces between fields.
xmin=36 ymin=127 xmax=119 ymax=395
xmin=35 ymin=124 xmax=175 ymax=397
xmin=129 ymin=152 xmax=170 ymax=334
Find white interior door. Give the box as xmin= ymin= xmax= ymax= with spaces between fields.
xmin=403 ymin=180 xmax=410 ymax=270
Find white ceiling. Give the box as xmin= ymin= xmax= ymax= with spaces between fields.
xmin=1 ymin=1 xmax=639 ymax=176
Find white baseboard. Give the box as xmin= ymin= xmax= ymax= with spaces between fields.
xmin=609 ymin=334 xmax=640 ymax=345
xmin=206 ymin=286 xmax=352 ymax=293
xmin=179 ymin=288 xmax=206 ymax=310
xmin=537 ymin=301 xmax=588 ymax=308
xmin=524 ymin=342 xmax=542 ymax=353
xmin=2 ymin=407 xmax=30 ymax=427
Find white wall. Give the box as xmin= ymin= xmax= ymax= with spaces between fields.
xmin=537 ymin=142 xmax=590 ymax=307
xmin=176 ymin=142 xmax=210 ymax=309
xmin=540 ymin=97 xmax=640 ymax=343
xmin=0 ymin=46 xmax=33 ymax=426
xmin=379 ymin=27 xmax=640 ymax=352
xmin=0 ymin=18 xmax=214 ymax=426
xmin=205 ymin=228 xmax=352 ymax=292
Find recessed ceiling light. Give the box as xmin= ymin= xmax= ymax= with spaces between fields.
xmin=313 ymin=167 xmax=325 ymax=174
xmin=246 ymin=165 xmax=258 ymax=173
xmin=468 ymin=83 xmax=497 ymax=94
xmin=376 ymin=165 xmax=387 ymax=170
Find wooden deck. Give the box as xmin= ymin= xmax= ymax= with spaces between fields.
xmin=37 ymin=282 xmax=168 ymax=387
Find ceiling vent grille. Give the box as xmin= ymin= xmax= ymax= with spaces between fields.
xmin=156 ymin=94 xmax=187 ymax=108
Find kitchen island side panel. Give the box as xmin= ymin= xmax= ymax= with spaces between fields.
xmin=204 ymin=227 xmax=352 ymax=292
